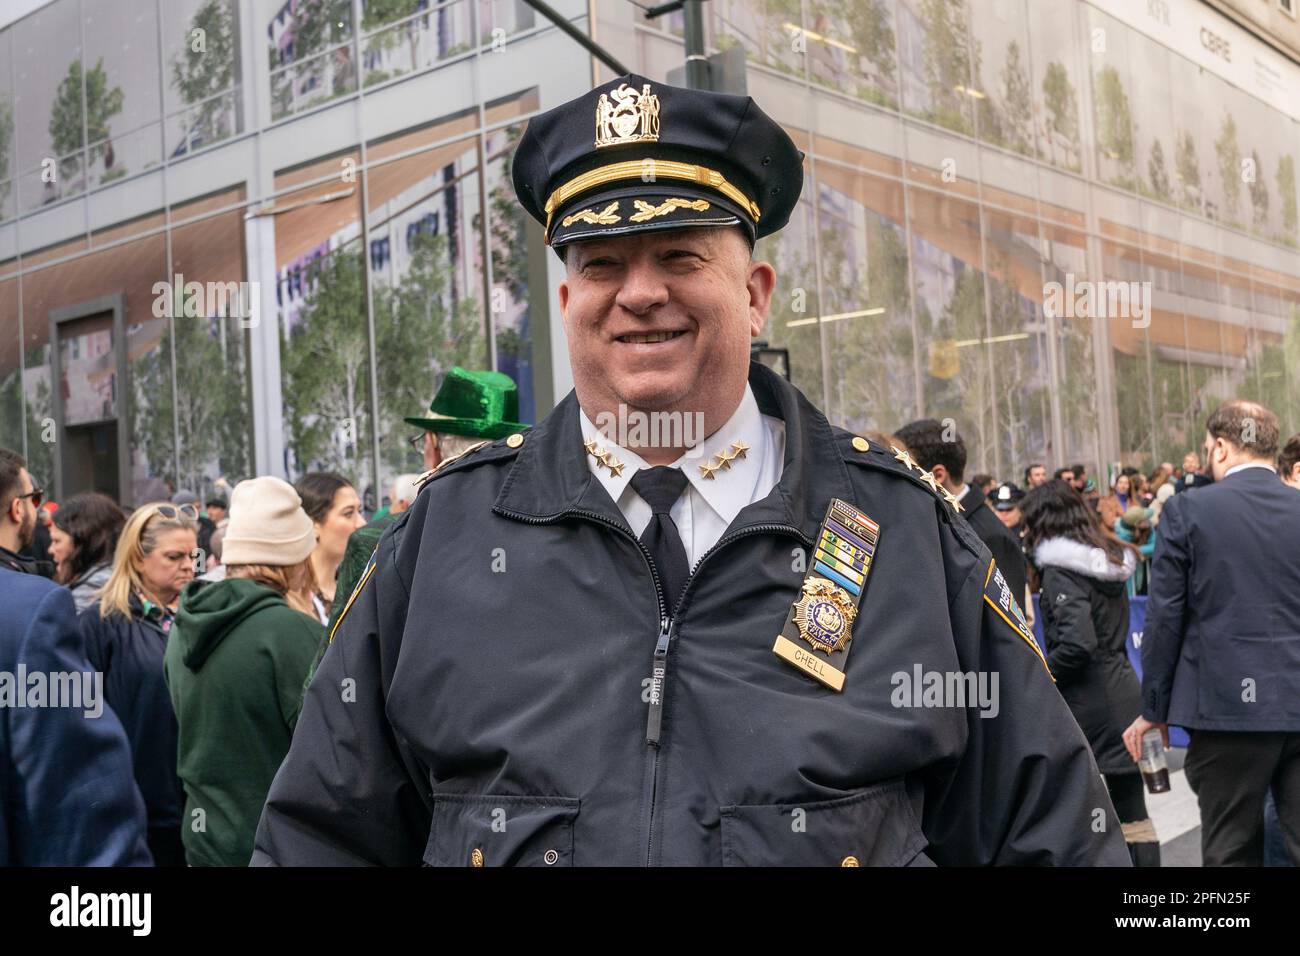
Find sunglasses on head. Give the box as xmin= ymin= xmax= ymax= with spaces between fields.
xmin=152 ymin=503 xmax=198 ymax=520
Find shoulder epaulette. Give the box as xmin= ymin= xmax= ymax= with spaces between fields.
xmin=838 ymin=433 xmax=965 ymax=514
xmin=838 ymin=432 xmax=988 ymax=560
xmin=416 ymin=431 xmax=528 ymax=492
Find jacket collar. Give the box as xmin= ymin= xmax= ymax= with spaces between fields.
xmin=494 ymin=362 xmax=852 ymax=543
xmin=959 ymin=484 xmax=986 ymax=515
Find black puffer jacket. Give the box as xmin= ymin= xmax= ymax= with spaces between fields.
xmin=1034 ymin=537 xmax=1139 ymax=775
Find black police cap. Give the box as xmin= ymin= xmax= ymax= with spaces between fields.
xmin=511 ymin=73 xmax=804 ymax=250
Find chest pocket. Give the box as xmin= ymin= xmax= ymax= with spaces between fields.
xmin=720 ymin=780 xmax=929 ymax=866
xmin=423 ymin=794 xmax=580 ymax=867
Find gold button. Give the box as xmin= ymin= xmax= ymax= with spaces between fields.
xmin=471 ymin=848 xmax=484 ymax=867
xmin=851 ymin=436 xmax=870 ymax=453
xmin=506 ymin=433 xmax=524 ymax=448
xmin=840 ymin=855 xmax=860 ymax=867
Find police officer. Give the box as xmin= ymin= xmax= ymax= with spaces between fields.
xmin=252 ymin=74 xmax=1129 ymax=867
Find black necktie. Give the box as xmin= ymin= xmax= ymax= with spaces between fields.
xmin=630 ymin=466 xmax=690 ymax=608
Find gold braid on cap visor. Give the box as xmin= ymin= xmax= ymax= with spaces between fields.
xmin=543 ymin=159 xmax=761 ymax=241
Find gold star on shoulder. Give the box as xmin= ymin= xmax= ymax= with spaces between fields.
xmin=890 ymin=444 xmax=919 ymax=473
xmin=584 ymin=439 xmax=625 ymax=478
xmin=918 ymin=469 xmax=941 ymax=494
xmin=940 ymin=486 xmax=965 ymax=513
xmin=699 ymin=440 xmax=749 ymax=481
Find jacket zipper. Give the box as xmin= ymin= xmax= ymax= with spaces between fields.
xmin=643 ymin=521 xmax=810 ymax=866
xmin=496 ymin=505 xmax=811 ymax=866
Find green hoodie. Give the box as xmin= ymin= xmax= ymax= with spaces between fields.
xmin=164 ymin=577 xmax=322 ymax=867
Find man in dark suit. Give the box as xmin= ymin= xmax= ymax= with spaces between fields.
xmin=0 ymin=448 xmax=151 ymax=865
xmin=1125 ymin=401 xmax=1300 ymax=866
xmin=895 ymin=420 xmax=1028 ymax=605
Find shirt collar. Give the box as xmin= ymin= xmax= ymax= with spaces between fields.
xmin=1224 ymin=462 xmax=1277 ymax=478
xmin=578 ymin=383 xmax=769 ymax=527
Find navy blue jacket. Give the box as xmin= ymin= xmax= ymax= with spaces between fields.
xmin=80 ymin=595 xmax=185 ymax=831
xmin=0 ymin=569 xmax=150 ymax=865
xmin=254 ymin=364 xmax=1128 ymax=867
xmin=1142 ymin=466 xmax=1300 ymax=730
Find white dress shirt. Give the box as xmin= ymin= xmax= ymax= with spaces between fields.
xmin=1223 ymin=462 xmax=1277 ymax=478
xmin=579 ymin=384 xmax=786 ymax=568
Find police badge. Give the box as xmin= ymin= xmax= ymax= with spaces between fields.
xmin=792 ymin=578 xmax=857 ymax=654
xmin=594 ymin=82 xmax=660 ymax=148
xmin=773 ymin=499 xmax=880 ymax=691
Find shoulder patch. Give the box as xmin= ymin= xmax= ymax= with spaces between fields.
xmin=983 ymin=559 xmax=1052 ymax=680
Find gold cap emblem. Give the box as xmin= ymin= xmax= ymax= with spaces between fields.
xmin=595 ymin=83 xmax=661 ymax=148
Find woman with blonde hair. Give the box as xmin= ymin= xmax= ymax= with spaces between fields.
xmin=164 ymin=476 xmax=323 ymax=866
xmin=80 ymin=501 xmax=199 ymax=866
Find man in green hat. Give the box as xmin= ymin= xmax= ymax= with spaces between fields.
xmin=307 ymin=368 xmax=527 ymax=679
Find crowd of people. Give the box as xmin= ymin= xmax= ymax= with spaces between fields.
xmin=878 ymin=403 xmax=1300 ymax=868
xmin=0 ymin=368 xmax=523 ymax=866
xmin=1 ymin=381 xmax=1298 ymax=867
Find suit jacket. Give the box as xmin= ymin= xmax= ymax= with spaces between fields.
xmin=0 ymin=569 xmax=151 ymax=865
xmin=959 ymin=485 xmax=1027 ymax=609
xmin=1141 ymin=466 xmax=1300 ymax=730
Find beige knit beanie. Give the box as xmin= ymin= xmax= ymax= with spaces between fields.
xmin=221 ymin=476 xmax=316 ymax=566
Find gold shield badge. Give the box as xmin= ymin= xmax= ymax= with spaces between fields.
xmin=792 ymin=576 xmax=858 ymax=654
xmin=595 ymin=83 xmax=661 ymax=148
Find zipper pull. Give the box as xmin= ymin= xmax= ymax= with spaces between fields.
xmin=646 ymin=617 xmax=672 ymax=747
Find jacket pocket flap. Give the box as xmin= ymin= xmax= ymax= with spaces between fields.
xmin=424 ymin=794 xmax=580 ymax=867
xmin=720 ymin=780 xmax=927 ymax=866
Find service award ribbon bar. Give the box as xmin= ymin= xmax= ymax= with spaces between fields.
xmin=773 ymin=498 xmax=880 ymax=692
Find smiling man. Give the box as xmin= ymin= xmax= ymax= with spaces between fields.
xmin=253 ymin=74 xmax=1128 ymax=867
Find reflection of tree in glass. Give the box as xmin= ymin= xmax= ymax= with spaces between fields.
xmin=171 ymin=0 xmax=237 ymax=152
xmin=1041 ymin=61 xmax=1079 ymax=171
xmin=271 ymin=0 xmax=354 ymax=114
xmin=133 ymin=315 xmax=250 ymax=494
xmin=1214 ymin=114 xmax=1241 ymax=227
xmin=281 ymin=246 xmax=370 ymax=486
xmin=22 ymin=346 xmax=54 ymax=488
xmin=984 ymin=253 xmax=1042 ymax=472
xmin=755 ymin=223 xmax=825 ymax=409
xmin=1248 ymin=149 xmax=1270 ymax=233
xmin=361 ymin=0 xmax=424 ymax=84
xmin=925 ymin=268 xmax=992 ymax=469
xmin=49 ymin=59 xmax=124 ymax=181
xmin=0 ymin=368 xmax=24 ymax=462
xmin=917 ymin=0 xmax=975 ymax=135
xmin=372 ymin=232 xmax=485 ymax=474
xmin=829 ymin=219 xmax=916 ymax=433
xmin=1093 ymin=65 xmax=1135 ymax=190
xmin=844 ymin=0 xmax=898 ymax=108
xmin=1174 ymin=129 xmax=1201 ymax=213
xmin=0 ymin=95 xmax=12 ymax=206
xmin=1241 ymin=309 xmax=1300 ymax=431
xmin=1148 ymin=140 xmax=1171 ymax=202
xmin=1279 ymin=155 xmax=1298 ymax=244
xmin=998 ymin=41 xmax=1033 ymax=157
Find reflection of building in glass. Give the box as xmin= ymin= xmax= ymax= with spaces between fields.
xmin=1 ymin=0 xmax=1297 ymax=512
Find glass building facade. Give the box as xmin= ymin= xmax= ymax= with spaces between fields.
xmin=2 ymin=0 xmax=1298 ymax=508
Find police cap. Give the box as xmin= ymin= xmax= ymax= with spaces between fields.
xmin=511 ymin=72 xmax=804 ymax=251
